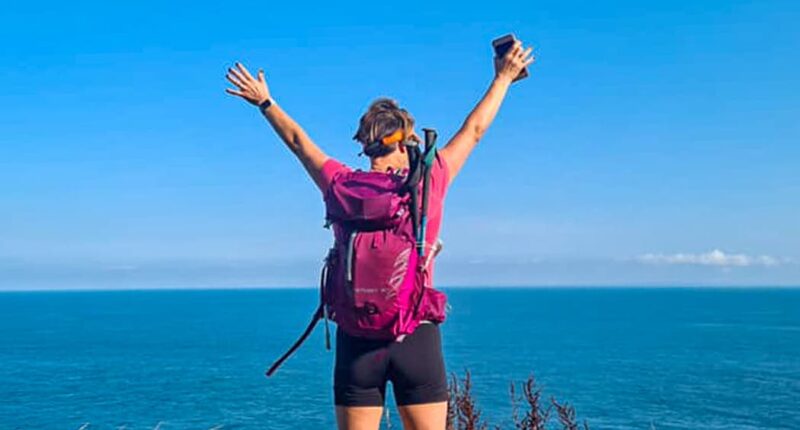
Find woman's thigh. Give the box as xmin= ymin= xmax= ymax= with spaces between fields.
xmin=397 ymin=401 xmax=448 ymax=430
xmin=336 ymin=405 xmax=384 ymax=430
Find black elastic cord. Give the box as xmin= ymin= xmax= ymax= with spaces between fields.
xmin=362 ymin=140 xmax=394 ymax=158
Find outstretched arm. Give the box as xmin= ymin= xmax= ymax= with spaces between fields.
xmin=225 ymin=62 xmax=329 ymax=190
xmin=439 ymin=40 xmax=534 ymax=183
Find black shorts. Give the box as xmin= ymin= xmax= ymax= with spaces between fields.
xmin=334 ymin=323 xmax=449 ymax=407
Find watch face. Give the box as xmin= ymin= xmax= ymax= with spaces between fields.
xmin=259 ymin=98 xmax=272 ymax=110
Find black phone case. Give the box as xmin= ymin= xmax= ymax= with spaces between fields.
xmin=492 ymin=34 xmax=529 ymax=82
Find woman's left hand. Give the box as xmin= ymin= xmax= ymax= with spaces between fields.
xmin=225 ymin=62 xmax=271 ymax=106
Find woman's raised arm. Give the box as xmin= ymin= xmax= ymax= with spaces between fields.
xmin=439 ymin=40 xmax=534 ymax=183
xmin=225 ymin=62 xmax=329 ymax=190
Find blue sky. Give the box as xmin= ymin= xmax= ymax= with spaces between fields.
xmin=1 ymin=0 xmax=798 ymax=289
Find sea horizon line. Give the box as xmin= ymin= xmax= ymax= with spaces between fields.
xmin=2 ymin=284 xmax=799 ymax=293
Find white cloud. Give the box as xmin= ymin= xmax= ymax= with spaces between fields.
xmin=637 ymin=249 xmax=784 ymax=267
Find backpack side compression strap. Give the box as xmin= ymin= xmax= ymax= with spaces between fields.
xmin=265 ymin=304 xmax=323 ymax=377
xmin=266 ymin=258 xmax=332 ymax=377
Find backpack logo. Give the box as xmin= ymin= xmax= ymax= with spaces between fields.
xmin=388 ymin=247 xmax=412 ymax=295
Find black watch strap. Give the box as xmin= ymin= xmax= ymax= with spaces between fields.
xmin=258 ymin=98 xmax=273 ymax=111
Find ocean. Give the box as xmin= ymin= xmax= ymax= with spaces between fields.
xmin=1 ymin=288 xmax=798 ymax=429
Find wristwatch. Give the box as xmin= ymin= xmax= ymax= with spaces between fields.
xmin=258 ymin=98 xmax=273 ymax=111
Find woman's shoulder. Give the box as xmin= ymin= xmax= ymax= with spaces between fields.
xmin=319 ymin=157 xmax=353 ymax=193
xmin=322 ymin=157 xmax=350 ymax=174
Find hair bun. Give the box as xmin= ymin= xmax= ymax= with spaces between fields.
xmin=367 ymin=98 xmax=401 ymax=113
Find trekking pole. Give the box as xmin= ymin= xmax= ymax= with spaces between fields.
xmin=404 ymin=139 xmax=421 ymax=244
xmin=418 ymin=128 xmax=438 ymax=258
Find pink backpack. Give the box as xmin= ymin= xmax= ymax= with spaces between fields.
xmin=266 ymin=129 xmax=447 ymax=377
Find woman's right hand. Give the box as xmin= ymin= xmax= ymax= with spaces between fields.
xmin=494 ymin=40 xmax=534 ymax=84
xmin=225 ymin=62 xmax=271 ymax=106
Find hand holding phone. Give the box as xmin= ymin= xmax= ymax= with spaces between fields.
xmin=492 ymin=34 xmax=534 ymax=83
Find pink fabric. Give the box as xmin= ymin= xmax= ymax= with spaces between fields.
xmin=319 ymin=155 xmax=450 ymax=288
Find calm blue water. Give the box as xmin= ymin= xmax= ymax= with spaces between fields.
xmin=1 ymin=288 xmax=799 ymax=429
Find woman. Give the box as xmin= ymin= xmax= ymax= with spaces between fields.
xmin=225 ymin=39 xmax=533 ymax=430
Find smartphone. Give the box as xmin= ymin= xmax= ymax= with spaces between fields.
xmin=492 ymin=34 xmax=529 ymax=82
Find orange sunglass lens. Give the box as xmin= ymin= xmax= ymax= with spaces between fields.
xmin=381 ymin=130 xmax=405 ymax=145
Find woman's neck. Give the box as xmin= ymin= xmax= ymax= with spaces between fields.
xmin=370 ymin=152 xmax=408 ymax=173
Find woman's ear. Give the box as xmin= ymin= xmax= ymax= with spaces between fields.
xmin=398 ymin=143 xmax=407 ymax=154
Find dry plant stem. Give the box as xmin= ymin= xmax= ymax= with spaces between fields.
xmin=552 ymin=398 xmax=589 ymax=430
xmin=447 ymin=370 xmax=488 ymax=430
xmin=447 ymin=371 xmax=588 ymax=430
xmin=447 ymin=374 xmax=458 ymax=430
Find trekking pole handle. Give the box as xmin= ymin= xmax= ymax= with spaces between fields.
xmin=418 ymin=128 xmax=438 ymax=257
xmin=422 ymin=128 xmax=437 ymax=149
